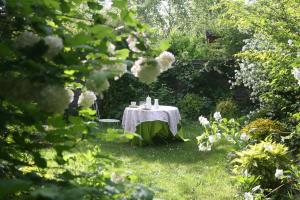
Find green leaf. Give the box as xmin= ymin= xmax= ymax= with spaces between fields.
xmin=113 ymin=0 xmax=128 ymax=9
xmin=159 ymin=40 xmax=170 ymax=51
xmin=48 ymin=115 xmax=66 ymax=128
xmin=79 ymin=108 xmax=96 ymax=117
xmin=87 ymin=1 xmax=103 ymax=10
xmin=65 ymin=33 xmax=93 ymax=46
xmin=90 ymin=25 xmax=114 ymax=39
xmin=115 ymin=49 xmax=129 ymax=59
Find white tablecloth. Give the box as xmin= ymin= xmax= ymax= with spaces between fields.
xmin=122 ymin=106 xmax=181 ymax=136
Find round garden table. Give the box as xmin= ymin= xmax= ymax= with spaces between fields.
xmin=122 ymin=106 xmax=184 ymax=145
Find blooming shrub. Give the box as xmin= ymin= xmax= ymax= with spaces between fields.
xmin=78 ymin=91 xmax=97 ymax=108
xmin=241 ymin=118 xmax=285 ymax=141
xmin=215 ymin=99 xmax=238 ymax=118
xmin=131 ymin=51 xmax=175 ymax=84
xmin=178 ymin=93 xmax=212 ymax=120
xmin=196 ymin=113 xmax=244 ymax=152
xmin=231 ymin=141 xmax=299 ymax=198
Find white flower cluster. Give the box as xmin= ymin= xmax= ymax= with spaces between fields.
xmin=198 ymin=143 xmax=212 ymax=151
xmin=275 ymin=169 xmax=284 ymax=179
xmin=86 ymin=71 xmax=110 ymax=95
xmin=131 ymin=57 xmax=161 ymax=84
xmin=213 ymin=112 xmax=222 ymax=121
xmin=292 ymin=68 xmax=300 ymax=85
xmin=44 ymin=35 xmax=63 ymax=58
xmin=78 ymin=90 xmax=97 ymax=108
xmin=107 ymin=42 xmax=116 ymax=54
xmin=15 ymin=31 xmax=40 ymax=49
xmin=155 ymin=51 xmax=176 ymax=72
xmin=131 ymin=51 xmax=175 ymax=84
xmin=231 ymin=35 xmax=275 ymax=101
xmin=244 ymin=192 xmax=253 ymax=200
xmin=66 ymin=88 xmax=74 ymax=103
xmin=15 ymin=31 xmax=64 ymax=58
xmin=240 ymin=132 xmax=250 ymax=141
xmin=198 ymin=116 xmax=209 ymax=126
xmin=101 ymin=63 xmax=127 ymax=78
xmin=126 ymin=34 xmax=141 ymax=53
xmin=39 ymin=85 xmax=71 ymax=113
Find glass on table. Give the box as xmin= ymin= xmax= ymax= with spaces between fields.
xmin=139 ymin=101 xmax=145 ymax=106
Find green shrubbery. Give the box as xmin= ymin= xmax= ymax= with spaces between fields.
xmin=241 ymin=118 xmax=285 ymax=141
xmin=215 ymin=100 xmax=238 ymax=118
xmin=178 ymin=93 xmax=212 ymax=120
xmin=232 ymin=141 xmax=290 ymax=188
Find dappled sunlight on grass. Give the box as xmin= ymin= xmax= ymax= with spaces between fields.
xmin=97 ymin=123 xmax=241 ymax=200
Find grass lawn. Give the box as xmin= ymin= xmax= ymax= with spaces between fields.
xmin=98 ymin=122 xmax=241 ymax=200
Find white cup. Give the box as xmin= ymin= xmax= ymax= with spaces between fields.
xmin=154 ymin=99 xmax=159 ymax=109
xmin=131 ymin=101 xmax=136 ymax=106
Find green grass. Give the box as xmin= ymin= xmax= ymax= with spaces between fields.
xmin=99 ymin=122 xmax=240 ymax=200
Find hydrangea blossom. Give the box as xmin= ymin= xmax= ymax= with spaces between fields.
xmin=65 ymin=88 xmax=74 ymax=103
xmin=244 ymin=192 xmax=254 ymax=200
xmin=208 ymin=135 xmax=215 ymax=143
xmin=155 ymin=51 xmax=175 ymax=72
xmin=130 ymin=52 xmax=175 ymax=84
xmin=39 ymin=85 xmax=70 ymax=113
xmin=275 ymin=169 xmax=284 ymax=179
xmin=107 ymin=42 xmax=115 ymax=54
xmin=44 ymin=35 xmax=64 ymax=58
xmin=126 ymin=34 xmax=141 ymax=53
xmin=131 ymin=57 xmax=161 ymax=84
xmin=240 ymin=133 xmax=250 ymax=141
xmin=213 ymin=112 xmax=222 ymax=121
xmin=15 ymin=31 xmax=40 ymax=49
xmin=101 ymin=63 xmax=127 ymax=77
xmin=78 ymin=91 xmax=97 ymax=108
xmin=131 ymin=57 xmax=144 ymax=77
xmin=216 ymin=132 xmax=222 ymax=139
xmin=86 ymin=71 xmax=110 ymax=95
xmin=198 ymin=143 xmax=212 ymax=151
xmin=199 ymin=116 xmax=209 ymax=126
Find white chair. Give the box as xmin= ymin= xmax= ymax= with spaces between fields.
xmin=93 ymin=102 xmax=120 ymax=127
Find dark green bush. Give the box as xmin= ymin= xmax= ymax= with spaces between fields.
xmin=178 ymin=93 xmax=212 ymax=120
xmin=216 ymin=99 xmax=238 ymax=118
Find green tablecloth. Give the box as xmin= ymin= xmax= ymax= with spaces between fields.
xmin=130 ymin=120 xmax=185 ymax=146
